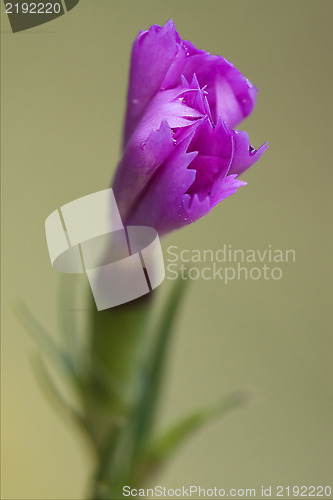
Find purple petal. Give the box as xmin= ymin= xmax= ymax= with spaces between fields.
xmin=229 ymin=130 xmax=269 ymax=175
xmin=210 ymin=174 xmax=247 ymax=208
xmin=127 ymin=134 xmax=198 ymax=234
xmin=113 ymin=120 xmax=175 ymax=220
xmin=187 ymin=118 xmax=234 ymax=201
xmin=189 ymin=117 xmax=232 ymax=158
xmin=141 ymin=87 xmax=203 ymax=133
xmin=124 ymin=20 xmax=184 ymax=145
xmin=182 ymin=52 xmax=257 ymax=128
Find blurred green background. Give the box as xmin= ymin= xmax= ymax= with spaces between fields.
xmin=1 ymin=1 xmax=332 ymax=499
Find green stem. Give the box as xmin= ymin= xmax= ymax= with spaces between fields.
xmin=85 ymin=294 xmax=154 ymax=498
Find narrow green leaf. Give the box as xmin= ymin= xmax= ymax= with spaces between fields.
xmin=139 ymin=391 xmax=251 ymax=477
xmin=130 ymin=276 xmax=189 ymax=463
xmin=31 ymin=355 xmax=88 ymax=433
xmin=58 ymin=274 xmax=79 ymax=356
xmin=14 ymin=302 xmax=78 ymax=386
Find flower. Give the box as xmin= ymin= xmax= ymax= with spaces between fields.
xmin=113 ymin=20 xmax=268 ymax=235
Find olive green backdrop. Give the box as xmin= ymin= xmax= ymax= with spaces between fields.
xmin=1 ymin=1 xmax=332 ymax=499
